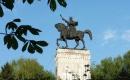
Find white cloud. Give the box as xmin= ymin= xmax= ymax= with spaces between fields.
xmin=121 ymin=30 xmax=130 ymax=42
xmin=101 ymin=29 xmax=130 ymax=46
xmin=103 ymin=30 xmax=116 ymax=41
xmin=102 ymin=30 xmax=116 ymax=46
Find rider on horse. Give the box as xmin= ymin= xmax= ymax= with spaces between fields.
xmin=60 ymin=15 xmax=78 ymax=38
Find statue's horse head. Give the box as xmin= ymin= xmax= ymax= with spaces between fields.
xmin=55 ymin=23 xmax=66 ymax=32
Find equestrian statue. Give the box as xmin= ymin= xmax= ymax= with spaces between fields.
xmin=55 ymin=15 xmax=93 ymax=49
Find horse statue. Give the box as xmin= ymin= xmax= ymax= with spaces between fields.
xmin=55 ymin=23 xmax=92 ymax=49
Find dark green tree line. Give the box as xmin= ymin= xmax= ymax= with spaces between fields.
xmin=91 ymin=51 xmax=130 ymax=80
xmin=0 ymin=58 xmax=56 ymax=80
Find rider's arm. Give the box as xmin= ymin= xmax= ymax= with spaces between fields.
xmin=62 ymin=18 xmax=69 ymax=24
xmin=60 ymin=15 xmax=69 ymax=24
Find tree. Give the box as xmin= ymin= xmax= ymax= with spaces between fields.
xmin=91 ymin=51 xmax=130 ymax=80
xmin=0 ymin=63 xmax=14 ymax=80
xmin=0 ymin=0 xmax=67 ymax=53
xmin=11 ymin=58 xmax=56 ymax=80
xmin=0 ymin=58 xmax=56 ymax=80
xmin=91 ymin=58 xmax=118 ymax=80
xmin=118 ymin=51 xmax=130 ymax=80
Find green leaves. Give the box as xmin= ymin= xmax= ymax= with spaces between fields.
xmin=91 ymin=52 xmax=130 ymax=80
xmin=3 ymin=18 xmax=48 ymax=54
xmin=1 ymin=62 xmax=14 ymax=80
xmin=4 ymin=35 xmax=18 ymax=50
xmin=27 ymin=0 xmax=34 ymax=4
xmin=57 ymin=0 xmax=67 ymax=7
xmin=22 ymin=42 xmax=28 ymax=52
xmin=29 ymin=27 xmax=41 ymax=35
xmin=4 ymin=58 xmax=56 ymax=80
xmin=6 ymin=22 xmax=18 ymax=31
xmin=22 ymin=0 xmax=34 ymax=4
xmin=48 ymin=0 xmax=56 ymax=11
xmin=15 ymin=25 xmax=41 ymax=36
xmin=0 ymin=0 xmax=34 ymax=18
xmin=13 ymin=19 xmax=21 ymax=22
xmin=0 ymin=0 xmax=68 ymax=18
xmin=48 ymin=0 xmax=67 ymax=11
xmin=11 ymin=36 xmax=18 ymax=50
xmin=2 ymin=0 xmax=14 ymax=10
xmin=5 ymin=18 xmax=21 ymax=32
xmin=34 ymin=44 xmax=43 ymax=53
xmin=23 ymin=0 xmax=26 ymax=3
xmin=4 ymin=35 xmax=11 ymax=45
xmin=0 ymin=5 xmax=4 ymax=17
xmin=28 ymin=42 xmax=35 ymax=53
xmin=22 ymin=40 xmax=48 ymax=54
xmin=0 ymin=0 xmax=67 ymax=18
xmin=37 ymin=41 xmax=48 ymax=47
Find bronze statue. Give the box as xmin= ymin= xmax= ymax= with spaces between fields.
xmin=60 ymin=15 xmax=78 ymax=38
xmin=55 ymin=15 xmax=92 ymax=49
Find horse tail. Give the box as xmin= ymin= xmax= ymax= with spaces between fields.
xmin=84 ymin=29 xmax=93 ymax=40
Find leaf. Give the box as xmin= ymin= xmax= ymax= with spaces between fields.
xmin=27 ymin=0 xmax=34 ymax=4
xmin=2 ymin=0 xmax=14 ymax=10
xmin=0 ymin=5 xmax=4 ymax=17
xmin=34 ymin=44 xmax=43 ymax=53
xmin=7 ymin=43 xmax=11 ymax=49
xmin=22 ymin=42 xmax=28 ymax=52
xmin=49 ymin=0 xmax=56 ymax=11
xmin=17 ymin=25 xmax=41 ymax=36
xmin=6 ymin=22 xmax=17 ymax=31
xmin=57 ymin=0 xmax=67 ymax=7
xmin=36 ymin=41 xmax=48 ymax=47
xmin=30 ymin=40 xmax=36 ymax=45
xmin=5 ymin=35 xmax=12 ymax=49
xmin=23 ymin=0 xmax=26 ymax=3
xmin=4 ymin=35 xmax=18 ymax=50
xmin=15 ymin=35 xmax=26 ymax=42
xmin=4 ymin=35 xmax=10 ymax=45
xmin=13 ymin=19 xmax=21 ymax=22
xmin=16 ymin=25 xmax=28 ymax=36
xmin=11 ymin=36 xmax=18 ymax=50
xmin=29 ymin=28 xmax=41 ymax=35
xmin=48 ymin=0 xmax=51 ymax=4
xmin=28 ymin=43 xmax=35 ymax=53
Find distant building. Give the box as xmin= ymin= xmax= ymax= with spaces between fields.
xmin=55 ymin=48 xmax=91 ymax=80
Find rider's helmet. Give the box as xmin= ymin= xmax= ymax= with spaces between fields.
xmin=69 ymin=17 xmax=78 ymax=26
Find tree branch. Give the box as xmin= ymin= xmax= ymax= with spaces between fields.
xmin=0 ymin=32 xmax=6 ymax=35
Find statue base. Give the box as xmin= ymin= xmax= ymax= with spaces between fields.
xmin=55 ymin=48 xmax=91 ymax=80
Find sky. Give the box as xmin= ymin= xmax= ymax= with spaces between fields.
xmin=0 ymin=0 xmax=130 ymax=72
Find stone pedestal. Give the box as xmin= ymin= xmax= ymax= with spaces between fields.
xmin=55 ymin=48 xmax=91 ymax=80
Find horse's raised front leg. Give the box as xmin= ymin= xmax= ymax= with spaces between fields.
xmin=57 ymin=38 xmax=62 ymax=47
xmin=81 ymin=39 xmax=86 ymax=49
xmin=74 ymin=40 xmax=79 ymax=49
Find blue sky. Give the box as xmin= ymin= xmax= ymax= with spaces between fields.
xmin=0 ymin=0 xmax=130 ymax=72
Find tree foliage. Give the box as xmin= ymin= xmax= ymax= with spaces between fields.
xmin=0 ymin=0 xmax=67 ymax=17
xmin=91 ymin=51 xmax=130 ymax=80
xmin=0 ymin=63 xmax=14 ymax=80
xmin=0 ymin=58 xmax=56 ymax=80
xmin=1 ymin=18 xmax=48 ymax=54
xmin=0 ymin=0 xmax=67 ymax=53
